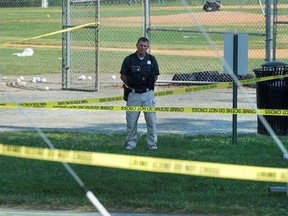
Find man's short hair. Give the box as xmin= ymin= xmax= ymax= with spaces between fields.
xmin=137 ymin=37 xmax=149 ymax=44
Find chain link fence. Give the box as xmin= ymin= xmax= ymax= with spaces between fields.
xmin=99 ymin=0 xmax=281 ymax=83
xmin=148 ymin=0 xmax=266 ymax=82
xmin=0 ymin=0 xmax=63 ymax=88
xmin=1 ymin=0 xmax=288 ymax=87
xmin=98 ymin=1 xmax=144 ymax=80
xmin=273 ymin=0 xmax=288 ymax=62
xmin=62 ymin=0 xmax=99 ymax=91
xmin=0 ymin=0 xmax=61 ymax=7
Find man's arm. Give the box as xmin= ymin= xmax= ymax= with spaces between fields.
xmin=120 ymin=74 xmax=128 ymax=85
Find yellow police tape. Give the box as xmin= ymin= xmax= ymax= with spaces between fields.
xmin=1 ymin=74 xmax=288 ymax=109
xmin=0 ymin=143 xmax=287 ymax=183
xmin=4 ymin=102 xmax=288 ymax=116
xmin=31 ymin=105 xmax=288 ymax=116
xmin=0 ymin=22 xmax=99 ymax=46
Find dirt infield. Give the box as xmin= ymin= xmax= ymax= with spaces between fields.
xmin=153 ymin=11 xmax=264 ymax=25
xmin=103 ymin=10 xmax=264 ymax=27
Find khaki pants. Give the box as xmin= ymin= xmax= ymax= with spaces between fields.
xmin=125 ymin=90 xmax=157 ymax=148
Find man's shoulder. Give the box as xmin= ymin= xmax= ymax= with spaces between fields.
xmin=147 ymin=53 xmax=157 ymax=61
xmin=128 ymin=52 xmax=137 ymax=59
xmin=124 ymin=53 xmax=137 ymax=62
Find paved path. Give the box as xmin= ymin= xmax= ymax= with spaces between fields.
xmin=0 ymin=74 xmax=257 ymax=135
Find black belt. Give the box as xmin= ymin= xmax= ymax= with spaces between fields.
xmin=131 ymin=88 xmax=152 ymax=94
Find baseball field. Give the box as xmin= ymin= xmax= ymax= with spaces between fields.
xmin=1 ymin=1 xmax=288 ymax=216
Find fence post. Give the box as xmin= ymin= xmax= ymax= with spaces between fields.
xmin=144 ymin=0 xmax=150 ymax=39
xmin=42 ymin=0 xmax=48 ymax=8
xmin=265 ymin=0 xmax=271 ymax=62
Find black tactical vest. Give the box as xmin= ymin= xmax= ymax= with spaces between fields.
xmin=126 ymin=53 xmax=156 ymax=90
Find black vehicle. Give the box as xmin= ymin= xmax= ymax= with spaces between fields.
xmin=203 ymin=1 xmax=222 ymax=12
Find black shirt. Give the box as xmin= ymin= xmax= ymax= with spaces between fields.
xmin=120 ymin=52 xmax=160 ymax=90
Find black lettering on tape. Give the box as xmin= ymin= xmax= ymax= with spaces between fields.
xmin=185 ymin=88 xmax=196 ymax=93
xmin=257 ymin=171 xmax=277 ymax=180
xmin=265 ymin=109 xmax=281 ymax=115
xmin=155 ymin=107 xmax=169 ymax=112
xmin=200 ymin=167 xmax=220 ymax=176
xmin=169 ymin=107 xmax=184 ymax=112
xmin=129 ymin=159 xmax=148 ymax=167
xmin=185 ymin=165 xmax=196 ymax=172
xmin=73 ymin=152 xmax=92 ymax=163
xmin=57 ymin=151 xmax=69 ymax=159
xmin=153 ymin=162 xmax=171 ymax=170
xmin=191 ymin=108 xmax=207 ymax=113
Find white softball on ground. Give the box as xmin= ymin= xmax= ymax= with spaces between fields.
xmin=41 ymin=78 xmax=47 ymax=83
xmin=23 ymin=48 xmax=33 ymax=57
xmin=32 ymin=77 xmax=37 ymax=83
xmin=45 ymin=86 xmax=49 ymax=91
xmin=87 ymin=76 xmax=92 ymax=80
xmin=19 ymin=76 xmax=24 ymax=81
xmin=17 ymin=78 xmax=21 ymax=82
xmin=78 ymin=75 xmax=86 ymax=80
xmin=112 ymin=75 xmax=116 ymax=80
xmin=36 ymin=77 xmax=41 ymax=82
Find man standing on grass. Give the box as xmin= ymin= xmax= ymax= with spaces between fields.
xmin=120 ymin=37 xmax=160 ymax=150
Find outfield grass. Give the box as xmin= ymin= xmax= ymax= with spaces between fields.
xmin=0 ymin=131 xmax=287 ymax=215
xmin=0 ymin=47 xmax=61 ymax=75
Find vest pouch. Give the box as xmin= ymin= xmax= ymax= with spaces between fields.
xmin=123 ymin=84 xmax=130 ymax=101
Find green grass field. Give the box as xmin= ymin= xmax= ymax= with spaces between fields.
xmin=1 ymin=3 xmax=288 ymax=215
xmin=0 ymin=131 xmax=287 ymax=215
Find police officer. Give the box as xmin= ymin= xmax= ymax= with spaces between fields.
xmin=120 ymin=37 xmax=160 ymax=150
